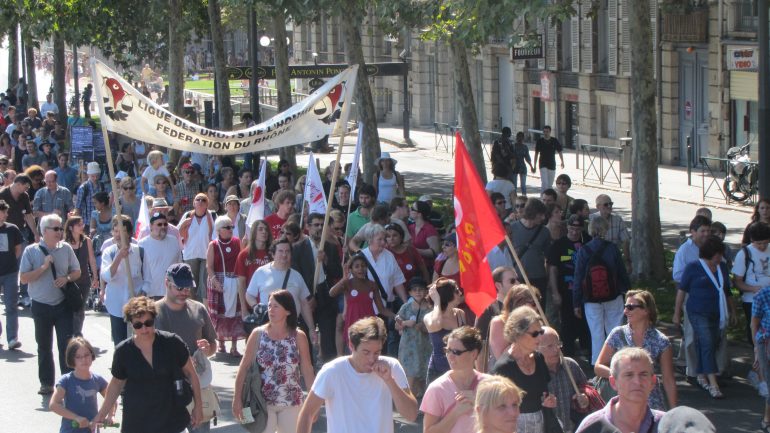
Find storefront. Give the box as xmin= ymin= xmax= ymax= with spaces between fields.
xmin=727 ymin=46 xmax=758 ymax=151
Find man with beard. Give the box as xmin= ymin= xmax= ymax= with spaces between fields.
xmin=292 ymin=213 xmax=342 ymax=362
xmin=346 ymin=183 xmax=376 ymax=239
xmin=154 ymin=263 xmax=217 ymax=433
xmin=140 ymin=212 xmax=183 ymax=300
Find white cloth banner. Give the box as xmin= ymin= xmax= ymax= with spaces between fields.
xmin=347 ymin=122 xmax=363 ymax=192
xmin=91 ymin=59 xmax=359 ymax=155
xmin=135 ymin=194 xmax=151 ymax=239
xmin=304 ymin=152 xmax=328 ymax=215
xmin=246 ymin=159 xmax=267 ymax=228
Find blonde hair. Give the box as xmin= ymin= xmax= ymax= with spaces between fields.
xmin=474 ymin=376 xmax=525 ymax=432
xmin=147 ymin=150 xmax=164 ymax=166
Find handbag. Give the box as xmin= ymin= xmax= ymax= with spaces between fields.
xmin=39 ymin=245 xmax=83 ymax=312
xmin=188 ymin=387 xmax=221 ymax=425
xmin=217 ymin=241 xmax=239 ymax=318
xmin=241 ymin=329 xmax=268 ymax=433
xmin=243 ymin=268 xmax=290 ymax=334
xmin=591 ymin=375 xmax=617 ymax=402
xmin=570 ymin=382 xmax=607 ymax=425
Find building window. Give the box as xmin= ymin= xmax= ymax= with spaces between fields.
xmin=601 ymin=105 xmax=617 ymax=138
xmin=560 ymin=19 xmax=572 ymax=71
xmin=597 ymin=0 xmax=609 ymax=73
xmin=735 ymin=0 xmax=758 ymax=33
xmin=733 ymin=99 xmax=758 ymax=148
xmin=304 ymin=24 xmax=312 ymax=52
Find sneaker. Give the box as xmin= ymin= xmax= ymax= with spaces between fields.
xmin=8 ymin=339 xmax=20 ymax=350
xmin=37 ymin=385 xmax=54 ymax=395
xmin=760 ymin=382 xmax=769 ymax=398
xmin=20 ymin=297 xmax=31 ymax=308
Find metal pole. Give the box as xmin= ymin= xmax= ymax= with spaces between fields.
xmin=248 ymin=6 xmax=261 ymax=123
xmin=403 ymin=59 xmax=409 ymax=141
xmin=760 ymin=0 xmax=770 ymax=199
xmin=72 ymin=45 xmax=80 ymax=116
xmin=687 ymin=135 xmax=692 ymax=186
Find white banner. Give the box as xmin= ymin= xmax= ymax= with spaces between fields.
xmin=347 ymin=122 xmax=363 ymax=191
xmin=91 ymin=59 xmax=359 ymax=155
xmin=246 ymin=159 xmax=267 ymax=228
xmin=304 ymin=152 xmax=328 ymax=215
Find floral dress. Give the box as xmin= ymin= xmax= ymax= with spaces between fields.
xmin=256 ymin=330 xmax=303 ymax=407
xmin=207 ymin=237 xmax=245 ymax=340
xmin=397 ymin=298 xmax=431 ymax=379
xmin=605 ymin=324 xmax=671 ymax=410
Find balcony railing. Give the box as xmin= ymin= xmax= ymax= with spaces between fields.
xmin=662 ymin=8 xmax=709 ymax=42
xmin=734 ymin=1 xmax=758 ymax=33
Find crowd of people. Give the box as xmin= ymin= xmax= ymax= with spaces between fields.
xmin=0 ymin=102 xmax=754 ymax=433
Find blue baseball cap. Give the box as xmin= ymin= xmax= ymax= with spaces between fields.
xmin=167 ymin=263 xmax=195 ymax=288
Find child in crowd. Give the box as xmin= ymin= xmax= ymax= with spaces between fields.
xmin=329 ymin=254 xmax=391 ymax=348
xmin=141 ymin=150 xmax=171 ymax=196
xmin=396 ymin=277 xmax=432 ymax=397
xmin=49 ymin=337 xmax=113 ymax=432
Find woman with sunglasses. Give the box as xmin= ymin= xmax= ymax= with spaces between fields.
xmin=95 ymin=296 xmax=203 ymax=432
xmin=206 ymin=215 xmax=245 ymax=356
xmin=491 ymin=306 xmax=557 ymax=433
xmin=424 ymin=278 xmax=466 ymax=384
xmin=421 ymin=326 xmax=490 ymax=433
xmin=433 ymin=232 xmax=460 ymax=282
xmin=116 ymin=177 xmax=139 ymax=222
xmin=64 ymin=215 xmax=98 ymax=336
xmin=153 ymin=174 xmax=175 ymax=209
xmin=594 ymin=290 xmax=676 ymax=410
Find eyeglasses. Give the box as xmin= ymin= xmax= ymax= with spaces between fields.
xmin=123 ymin=186 xmax=135 ymax=190
xmin=539 ymin=342 xmax=563 ymax=351
xmin=624 ymin=303 xmax=644 ymax=311
xmin=131 ymin=319 xmax=155 ymax=329
xmin=172 ymin=285 xmax=192 ymax=292
xmin=154 ymin=222 xmax=168 ymax=227
xmin=221 ymin=225 xmax=234 ymax=230
xmin=600 ymin=202 xmax=614 ymax=208
xmin=444 ymin=347 xmax=472 ymax=356
xmin=45 ymin=226 xmax=63 ymax=232
xmin=194 ymin=198 xmax=207 ymax=203
xmin=527 ymin=329 xmax=545 ymax=338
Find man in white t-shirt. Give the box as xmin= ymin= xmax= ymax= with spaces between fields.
xmin=139 ymin=212 xmax=182 ymax=299
xmin=734 ymin=222 xmax=770 ymax=346
xmin=296 ymin=316 xmax=418 ymax=433
xmin=245 ymin=237 xmax=315 ymax=342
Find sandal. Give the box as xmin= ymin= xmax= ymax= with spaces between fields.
xmin=696 ymin=376 xmax=709 ymax=391
xmin=230 ymin=348 xmax=242 ymax=358
xmin=707 ymin=384 xmax=723 ymax=399
xmin=217 ymin=343 xmax=226 ymax=354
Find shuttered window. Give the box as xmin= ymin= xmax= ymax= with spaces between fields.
xmin=730 ymin=71 xmax=759 ymax=102
xmin=608 ymin=0 xmax=618 ymax=75
xmin=582 ymin=0 xmax=594 ymax=73
xmin=620 ymin=0 xmax=631 ymax=76
xmin=572 ymin=0 xmax=581 ymax=72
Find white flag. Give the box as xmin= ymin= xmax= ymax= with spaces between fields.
xmin=246 ymin=159 xmax=267 ymax=228
xmin=304 ymin=153 xmax=328 ymax=215
xmin=346 ymin=122 xmax=363 ymax=191
xmin=135 ymin=194 xmax=151 ymax=239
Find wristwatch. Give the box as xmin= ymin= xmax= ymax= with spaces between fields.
xmin=66 ymin=275 xmax=71 ymax=282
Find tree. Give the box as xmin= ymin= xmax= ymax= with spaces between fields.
xmin=272 ymin=7 xmax=296 ymax=172
xmin=377 ymin=1 xmax=573 ymax=183
xmin=22 ymin=31 xmax=38 ymax=111
xmin=208 ymin=0 xmax=233 ymax=130
xmin=167 ymin=0 xmax=186 ymax=161
xmin=629 ymin=0 xmax=666 ymax=280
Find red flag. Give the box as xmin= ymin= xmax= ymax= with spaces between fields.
xmin=454 ymin=132 xmax=506 ymax=316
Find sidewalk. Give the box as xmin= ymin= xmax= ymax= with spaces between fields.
xmin=377 ymin=126 xmax=753 ymax=215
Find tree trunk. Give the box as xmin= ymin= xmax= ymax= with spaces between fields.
xmin=24 ymin=38 xmax=38 ymax=112
xmin=208 ymin=0 xmax=232 ymax=130
xmin=167 ymin=0 xmax=186 ymax=162
xmin=342 ymin=7 xmax=381 ymax=183
xmin=7 ymin=29 xmax=18 ymax=90
xmin=629 ymin=0 xmax=666 ymax=281
xmin=52 ymin=32 xmax=67 ymax=128
xmin=273 ymin=9 xmax=296 ymax=172
xmin=448 ymin=38 xmax=486 ymax=183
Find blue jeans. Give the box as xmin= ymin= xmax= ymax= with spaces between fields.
xmin=0 ymin=272 xmax=19 ymax=343
xmin=31 ymin=300 xmax=73 ymax=386
xmin=110 ymin=315 xmax=128 ymax=346
xmin=689 ymin=311 xmax=720 ymax=374
xmin=511 ymin=172 xmax=528 ymax=196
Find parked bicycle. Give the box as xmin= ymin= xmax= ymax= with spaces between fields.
xmin=724 ymin=141 xmax=758 ymax=202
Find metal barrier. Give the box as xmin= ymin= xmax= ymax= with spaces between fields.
xmin=699 ymin=157 xmax=728 ymax=203
xmin=434 ymin=122 xmax=454 ymax=154
xmin=479 ymin=129 xmax=501 ymax=162
xmin=581 ymin=143 xmax=624 ymax=187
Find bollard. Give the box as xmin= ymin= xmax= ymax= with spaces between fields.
xmin=686 ymin=135 xmax=692 ymax=186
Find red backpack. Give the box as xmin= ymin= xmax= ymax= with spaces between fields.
xmin=581 ymin=241 xmax=618 ymax=303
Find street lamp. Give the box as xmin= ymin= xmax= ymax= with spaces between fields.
xmin=260 ymin=36 xmax=271 ymax=48
xmin=312 ymin=52 xmax=319 ymax=66
xmin=399 ymin=49 xmax=410 ymax=141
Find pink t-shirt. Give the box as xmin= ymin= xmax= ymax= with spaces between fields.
xmin=419 ymin=370 xmax=489 ymax=433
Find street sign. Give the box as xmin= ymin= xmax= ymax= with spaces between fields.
xmin=511 ymin=34 xmax=544 ymax=60
xmin=225 ymin=62 xmax=407 ymax=80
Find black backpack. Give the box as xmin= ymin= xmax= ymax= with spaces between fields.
xmin=581 ymin=241 xmax=618 ymax=303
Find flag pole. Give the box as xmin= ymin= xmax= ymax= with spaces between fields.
xmin=91 ymin=59 xmax=135 ymax=298
xmin=311 ymin=67 xmax=358 ymax=295
xmin=503 ymin=234 xmax=580 ymax=396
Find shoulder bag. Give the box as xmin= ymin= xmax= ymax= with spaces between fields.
xmin=39 ymin=245 xmax=82 ymax=312
xmin=217 ymin=241 xmax=239 ymax=318
xmin=357 ymin=252 xmax=389 ymax=302
xmin=241 ymin=328 xmax=268 ymax=433
xmin=243 ymin=269 xmax=290 ymax=334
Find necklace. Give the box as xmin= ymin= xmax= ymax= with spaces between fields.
xmin=220 ymin=237 xmax=233 ymax=253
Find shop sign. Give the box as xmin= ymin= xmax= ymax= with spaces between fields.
xmin=540 ymin=72 xmax=553 ymax=101
xmin=728 ymin=47 xmax=758 ymax=71
xmin=511 ymin=34 xmax=543 ymax=60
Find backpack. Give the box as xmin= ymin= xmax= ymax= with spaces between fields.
xmin=581 ymin=241 xmax=618 ymax=303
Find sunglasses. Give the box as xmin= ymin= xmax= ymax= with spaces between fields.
xmin=444 ymin=347 xmax=472 ymax=356
xmin=131 ymin=319 xmax=155 ymax=329
xmin=624 ymin=303 xmax=644 ymax=311
xmin=45 ymin=226 xmax=64 ymax=232
xmin=601 ymin=202 xmax=614 ymax=208
xmin=154 ymin=222 xmax=168 ymax=227
xmin=123 ymin=186 xmax=135 ymax=190
xmin=221 ymin=226 xmax=234 ymax=230
xmin=0 ymin=161 xmax=8 ymax=165
xmin=527 ymin=329 xmax=545 ymax=338
xmin=172 ymin=285 xmax=192 ymax=292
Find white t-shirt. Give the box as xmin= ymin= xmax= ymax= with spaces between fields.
xmin=246 ymin=262 xmax=310 ymax=310
xmin=139 ymin=235 xmax=183 ymax=297
xmin=485 ymin=179 xmax=515 ymax=209
xmin=181 ymin=213 xmax=212 ymax=260
xmin=733 ymin=245 xmax=770 ymax=303
xmin=312 ymin=356 xmax=409 ymax=433
xmin=142 ymin=165 xmax=170 ymax=185
xmin=361 ymin=248 xmax=406 ymax=302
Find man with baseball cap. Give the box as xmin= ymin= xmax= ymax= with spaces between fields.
xmin=154 ymin=262 xmax=217 ymax=433
xmin=140 ymin=212 xmax=183 ymax=300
